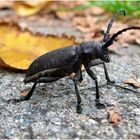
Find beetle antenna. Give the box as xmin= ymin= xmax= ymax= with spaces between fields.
xmin=103 ymin=9 xmax=125 ymax=42
xmin=103 ymin=26 xmax=140 ymax=48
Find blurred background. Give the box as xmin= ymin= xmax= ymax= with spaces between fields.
xmin=0 ymin=1 xmax=140 ymax=17
xmin=0 ymin=1 xmax=140 ymax=70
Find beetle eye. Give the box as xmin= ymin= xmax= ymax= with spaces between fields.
xmin=104 ymin=49 xmax=108 ymax=54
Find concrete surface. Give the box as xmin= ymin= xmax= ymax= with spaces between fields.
xmin=0 ymin=14 xmax=140 ymax=139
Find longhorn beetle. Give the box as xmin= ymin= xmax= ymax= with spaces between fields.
xmin=9 ymin=9 xmax=140 ymax=113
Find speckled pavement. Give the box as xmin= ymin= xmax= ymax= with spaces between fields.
xmin=0 ymin=43 xmax=140 ymax=139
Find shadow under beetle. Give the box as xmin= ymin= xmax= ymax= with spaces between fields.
xmin=9 ymin=9 xmax=140 ymax=113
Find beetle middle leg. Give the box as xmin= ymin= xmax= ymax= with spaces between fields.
xmin=85 ymin=66 xmax=107 ymax=109
xmin=90 ymin=60 xmax=115 ymax=84
xmin=72 ymin=69 xmax=83 ymax=114
xmin=8 ymin=77 xmax=60 ymax=103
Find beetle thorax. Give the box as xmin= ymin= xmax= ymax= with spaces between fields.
xmin=77 ymin=41 xmax=95 ymax=61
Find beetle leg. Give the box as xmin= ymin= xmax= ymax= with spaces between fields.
xmin=85 ymin=66 xmax=106 ymax=109
xmin=36 ymin=77 xmax=61 ymax=83
xmin=73 ymin=79 xmax=82 ymax=114
xmin=90 ymin=60 xmax=115 ymax=84
xmin=102 ymin=62 xmax=115 ymax=84
xmin=7 ymin=82 xmax=37 ymax=103
xmin=72 ymin=69 xmax=83 ymax=113
xmin=8 ymin=77 xmax=61 ymax=103
xmin=74 ymin=68 xmax=83 ymax=82
xmin=37 ymin=76 xmax=82 ymax=113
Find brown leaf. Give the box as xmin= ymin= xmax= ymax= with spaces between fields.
xmin=73 ymin=17 xmax=90 ymax=28
xmin=87 ymin=6 xmax=105 ymax=16
xmin=122 ymin=43 xmax=129 ymax=48
xmin=110 ymin=22 xmax=140 ymax=46
xmin=55 ymin=11 xmax=74 ymax=20
xmin=108 ymin=110 xmax=121 ymax=125
xmin=13 ymin=1 xmax=52 ymax=16
xmin=124 ymin=75 xmax=140 ymax=88
xmin=0 ymin=1 xmax=13 ymax=9
xmin=75 ymin=25 xmax=92 ymax=33
xmin=135 ymin=39 xmax=140 ymax=45
xmin=108 ymin=44 xmax=120 ymax=54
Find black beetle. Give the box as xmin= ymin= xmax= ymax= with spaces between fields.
xmin=9 ymin=9 xmax=140 ymax=113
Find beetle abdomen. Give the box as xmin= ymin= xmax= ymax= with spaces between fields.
xmin=24 ymin=61 xmax=81 ymax=83
xmin=24 ymin=45 xmax=79 ymax=83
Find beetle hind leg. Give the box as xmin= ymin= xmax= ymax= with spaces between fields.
xmin=7 ymin=77 xmax=61 ymax=104
xmin=7 ymin=82 xmax=37 ymax=103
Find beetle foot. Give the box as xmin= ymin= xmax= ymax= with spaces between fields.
xmin=7 ymin=96 xmax=26 ymax=104
xmin=95 ymin=99 xmax=107 ymax=109
xmin=95 ymin=99 xmax=114 ymax=109
xmin=95 ymin=101 xmax=106 ymax=109
xmin=107 ymin=80 xmax=115 ymax=85
xmin=76 ymin=104 xmax=82 ymax=114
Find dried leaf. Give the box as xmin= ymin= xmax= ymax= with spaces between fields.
xmin=13 ymin=1 xmax=51 ymax=16
xmin=0 ymin=22 xmax=77 ymax=70
xmin=56 ymin=11 xmax=74 ymax=20
xmin=122 ymin=43 xmax=129 ymax=48
xmin=72 ymin=6 xmax=140 ymax=47
xmin=108 ymin=44 xmax=119 ymax=54
xmin=0 ymin=1 xmax=13 ymax=9
xmin=73 ymin=25 xmax=92 ymax=33
xmin=124 ymin=76 xmax=140 ymax=88
xmin=73 ymin=17 xmax=90 ymax=28
xmin=135 ymin=39 xmax=140 ymax=45
xmin=88 ymin=6 xmax=105 ymax=16
xmin=110 ymin=22 xmax=140 ymax=46
xmin=108 ymin=110 xmax=121 ymax=125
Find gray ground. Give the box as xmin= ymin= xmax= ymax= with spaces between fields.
xmin=0 ymin=13 xmax=140 ymax=139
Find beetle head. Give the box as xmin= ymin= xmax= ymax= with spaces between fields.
xmin=94 ymin=42 xmax=110 ymax=63
xmin=101 ymin=47 xmax=110 ymax=63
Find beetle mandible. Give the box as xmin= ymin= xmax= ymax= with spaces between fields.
xmin=9 ymin=9 xmax=140 ymax=113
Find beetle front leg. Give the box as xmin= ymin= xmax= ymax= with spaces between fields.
xmin=103 ymin=62 xmax=115 ymax=84
xmin=90 ymin=60 xmax=115 ymax=84
xmin=85 ymin=66 xmax=106 ymax=109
